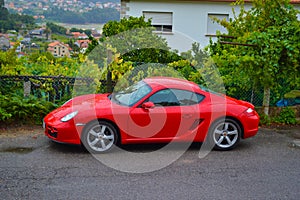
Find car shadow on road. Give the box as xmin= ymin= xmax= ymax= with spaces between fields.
xmin=48 ymin=140 xmax=88 ymax=154
xmin=48 ymin=141 xmax=200 ymax=154
xmin=47 ymin=140 xmax=253 ymax=154
xmin=120 ymin=139 xmax=254 ymax=152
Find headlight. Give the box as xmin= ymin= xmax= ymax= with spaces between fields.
xmin=61 ymin=111 xmax=78 ymax=122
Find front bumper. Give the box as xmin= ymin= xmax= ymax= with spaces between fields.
xmin=241 ymin=114 xmax=260 ymax=139
xmin=44 ymin=119 xmax=83 ymax=145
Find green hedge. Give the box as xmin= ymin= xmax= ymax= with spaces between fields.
xmin=0 ymin=94 xmax=57 ymax=126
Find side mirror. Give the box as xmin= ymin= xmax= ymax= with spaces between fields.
xmin=142 ymin=102 xmax=155 ymax=110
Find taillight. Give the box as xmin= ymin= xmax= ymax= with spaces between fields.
xmin=244 ymin=108 xmax=255 ymax=117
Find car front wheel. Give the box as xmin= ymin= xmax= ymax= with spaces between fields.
xmin=209 ymin=118 xmax=241 ymax=151
xmin=81 ymin=121 xmax=118 ymax=153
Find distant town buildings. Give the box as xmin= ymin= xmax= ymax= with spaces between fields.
xmin=29 ymin=29 xmax=46 ymax=39
xmin=71 ymin=32 xmax=89 ymax=39
xmin=0 ymin=34 xmax=10 ymax=51
xmin=75 ymin=40 xmax=90 ymax=49
xmin=5 ymin=0 xmax=120 ymax=19
xmin=0 ymin=25 xmax=101 ymax=57
xmin=91 ymin=30 xmax=101 ymax=39
xmin=47 ymin=41 xmax=72 ymax=57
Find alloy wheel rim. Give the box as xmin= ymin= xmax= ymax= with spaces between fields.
xmin=213 ymin=122 xmax=238 ymax=148
xmin=87 ymin=124 xmax=115 ymax=152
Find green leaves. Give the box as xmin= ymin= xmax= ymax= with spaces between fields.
xmin=273 ymin=107 xmax=297 ymax=125
xmin=0 ymin=50 xmax=80 ymax=77
xmin=209 ymin=0 xmax=300 ymax=114
xmin=0 ymin=94 xmax=56 ymax=125
xmin=102 ymin=16 xmax=152 ymax=37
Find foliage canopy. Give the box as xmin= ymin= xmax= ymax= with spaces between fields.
xmin=210 ymin=0 xmax=300 ymax=114
xmin=0 ymin=2 xmax=35 ymax=32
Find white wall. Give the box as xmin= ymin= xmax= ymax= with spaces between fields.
xmin=126 ymin=0 xmax=252 ymax=52
xmin=295 ymin=5 xmax=300 ymax=20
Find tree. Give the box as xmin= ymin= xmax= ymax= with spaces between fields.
xmin=43 ymin=7 xmax=119 ymax=24
xmin=86 ymin=16 xmax=153 ymax=55
xmin=0 ymin=0 xmax=9 ymax=21
xmin=102 ymin=16 xmax=151 ymax=37
xmin=70 ymin=28 xmax=92 ymax=36
xmin=0 ymin=4 xmax=35 ymax=32
xmin=84 ymin=16 xmax=183 ymax=92
xmin=46 ymin=22 xmax=67 ymax=35
xmin=100 ymin=16 xmax=180 ymax=63
xmin=210 ymin=0 xmax=300 ymax=115
xmin=44 ymin=27 xmax=51 ymax=40
xmin=85 ymin=36 xmax=100 ymax=55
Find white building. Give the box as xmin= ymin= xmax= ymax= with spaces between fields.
xmin=121 ymin=0 xmax=300 ymax=52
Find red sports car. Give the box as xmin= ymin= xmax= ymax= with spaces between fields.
xmin=44 ymin=77 xmax=259 ymax=153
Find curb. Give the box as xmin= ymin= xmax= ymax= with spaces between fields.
xmin=291 ymin=139 xmax=300 ymax=149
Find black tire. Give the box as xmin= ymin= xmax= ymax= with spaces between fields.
xmin=81 ymin=120 xmax=118 ymax=154
xmin=209 ymin=118 xmax=241 ymax=151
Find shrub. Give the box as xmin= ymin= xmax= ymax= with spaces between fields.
xmin=0 ymin=94 xmax=57 ymax=126
xmin=259 ymin=113 xmax=271 ymax=126
xmin=273 ymin=107 xmax=297 ymax=125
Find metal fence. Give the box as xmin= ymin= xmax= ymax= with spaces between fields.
xmin=0 ymin=75 xmax=291 ymax=107
xmin=0 ymin=76 xmax=99 ymax=103
xmin=228 ymin=81 xmax=298 ymax=107
xmin=230 ymin=88 xmax=264 ymax=107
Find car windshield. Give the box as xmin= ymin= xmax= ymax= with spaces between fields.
xmin=111 ymin=81 xmax=152 ymax=106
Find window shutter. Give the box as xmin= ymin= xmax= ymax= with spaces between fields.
xmin=143 ymin=12 xmax=172 ymax=26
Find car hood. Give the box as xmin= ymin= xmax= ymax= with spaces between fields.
xmin=47 ymin=93 xmax=111 ymax=119
xmin=63 ymin=93 xmax=111 ymax=107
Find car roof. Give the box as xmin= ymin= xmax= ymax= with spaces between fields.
xmin=143 ymin=77 xmax=200 ymax=92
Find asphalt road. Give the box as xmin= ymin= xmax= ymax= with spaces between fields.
xmin=0 ymin=127 xmax=299 ymax=200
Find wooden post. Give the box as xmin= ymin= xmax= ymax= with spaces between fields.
xmin=263 ymin=86 xmax=270 ymax=116
xmin=23 ymin=81 xmax=31 ymax=97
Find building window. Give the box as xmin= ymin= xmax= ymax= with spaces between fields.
xmin=143 ymin=11 xmax=173 ymax=33
xmin=207 ymin=13 xmax=229 ymax=36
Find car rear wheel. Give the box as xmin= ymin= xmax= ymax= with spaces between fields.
xmin=81 ymin=121 xmax=118 ymax=153
xmin=209 ymin=118 xmax=241 ymax=150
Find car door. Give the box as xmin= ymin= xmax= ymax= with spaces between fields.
xmin=128 ymin=89 xmax=203 ymax=140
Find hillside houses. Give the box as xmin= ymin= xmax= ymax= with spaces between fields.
xmin=0 ymin=34 xmax=10 ymax=51
xmin=29 ymin=29 xmax=48 ymax=39
xmin=71 ymin=32 xmax=89 ymax=39
xmin=47 ymin=41 xmax=72 ymax=57
xmin=5 ymin=0 xmax=120 ymax=16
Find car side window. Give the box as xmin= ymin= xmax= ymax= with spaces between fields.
xmin=147 ymin=89 xmax=205 ymax=107
xmin=148 ymin=89 xmax=180 ymax=106
xmin=172 ymin=89 xmax=205 ymax=106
